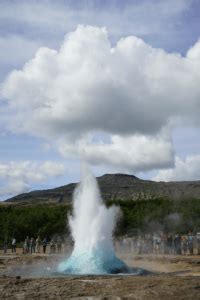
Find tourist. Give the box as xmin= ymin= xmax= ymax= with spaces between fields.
xmin=161 ymin=232 xmax=167 ymax=254
xmin=153 ymin=233 xmax=157 ymax=254
xmin=182 ymin=235 xmax=188 ymax=255
xmin=174 ymin=234 xmax=181 ymax=255
xmin=166 ymin=234 xmax=173 ymax=254
xmin=137 ymin=236 xmax=142 ymax=254
xmin=188 ymin=232 xmax=194 ymax=255
xmin=131 ymin=236 xmax=137 ymax=253
xmin=23 ymin=238 xmax=27 ymax=254
xmin=197 ymin=232 xmax=200 ymax=255
xmin=144 ymin=234 xmax=153 ymax=254
xmin=50 ymin=238 xmax=56 ymax=254
xmin=57 ymin=236 xmax=62 ymax=253
xmin=42 ymin=238 xmax=48 ymax=254
xmin=142 ymin=234 xmax=147 ymax=254
xmin=149 ymin=234 xmax=153 ymax=254
xmin=30 ymin=237 xmax=36 ymax=254
xmin=26 ymin=236 xmax=30 ymax=253
xmin=11 ymin=237 xmax=16 ymax=253
xmin=36 ymin=236 xmax=41 ymax=253
xmin=123 ymin=236 xmax=129 ymax=253
xmin=3 ymin=239 xmax=8 ymax=254
xmin=156 ymin=234 xmax=161 ymax=254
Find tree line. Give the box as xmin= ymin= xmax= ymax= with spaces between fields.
xmin=0 ymin=197 xmax=200 ymax=244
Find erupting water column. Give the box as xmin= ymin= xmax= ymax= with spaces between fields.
xmin=58 ymin=164 xmax=128 ymax=274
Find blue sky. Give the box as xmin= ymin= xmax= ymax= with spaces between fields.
xmin=0 ymin=0 xmax=200 ymax=200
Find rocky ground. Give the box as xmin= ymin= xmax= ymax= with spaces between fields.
xmin=0 ymin=251 xmax=200 ymax=299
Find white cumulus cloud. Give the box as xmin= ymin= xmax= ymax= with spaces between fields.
xmin=58 ymin=132 xmax=174 ymax=173
xmin=0 ymin=161 xmax=66 ymax=197
xmin=3 ymin=25 xmax=200 ymax=137
xmin=1 ymin=25 xmax=200 ymax=173
xmin=152 ymin=155 xmax=200 ymax=181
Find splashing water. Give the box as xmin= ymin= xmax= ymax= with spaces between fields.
xmin=58 ymin=164 xmax=128 ymax=274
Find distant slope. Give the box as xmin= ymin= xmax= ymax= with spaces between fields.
xmin=4 ymin=173 xmax=200 ymax=204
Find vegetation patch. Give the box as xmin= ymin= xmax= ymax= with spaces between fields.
xmin=0 ymin=197 xmax=200 ymax=244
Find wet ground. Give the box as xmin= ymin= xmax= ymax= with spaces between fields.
xmin=0 ymin=251 xmax=200 ymax=299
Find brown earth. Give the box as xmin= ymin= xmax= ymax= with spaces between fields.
xmin=0 ymin=251 xmax=200 ymax=299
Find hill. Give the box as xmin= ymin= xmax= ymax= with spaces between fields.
xmin=1 ymin=174 xmax=200 ymax=242
xmin=4 ymin=173 xmax=200 ymax=204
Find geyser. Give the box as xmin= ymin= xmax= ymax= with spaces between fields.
xmin=58 ymin=164 xmax=128 ymax=274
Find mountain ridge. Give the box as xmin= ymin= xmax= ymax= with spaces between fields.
xmin=4 ymin=173 xmax=200 ymax=204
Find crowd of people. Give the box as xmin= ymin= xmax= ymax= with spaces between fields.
xmin=115 ymin=232 xmax=200 ymax=255
xmin=2 ymin=231 xmax=200 ymax=256
xmin=2 ymin=236 xmax=63 ymax=254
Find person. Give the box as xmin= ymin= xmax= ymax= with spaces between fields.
xmin=30 ymin=237 xmax=36 ymax=254
xmin=3 ymin=239 xmax=8 ymax=254
xmin=123 ymin=236 xmax=129 ymax=253
xmin=145 ymin=234 xmax=153 ymax=254
xmin=156 ymin=234 xmax=161 ymax=254
xmin=143 ymin=234 xmax=148 ymax=254
xmin=36 ymin=236 xmax=41 ymax=253
xmin=57 ymin=236 xmax=62 ymax=253
xmin=50 ymin=238 xmax=56 ymax=254
xmin=153 ymin=233 xmax=157 ymax=254
xmin=174 ymin=234 xmax=181 ymax=255
xmin=26 ymin=236 xmax=30 ymax=253
xmin=23 ymin=238 xmax=27 ymax=254
xmin=197 ymin=232 xmax=200 ymax=255
xmin=166 ymin=234 xmax=173 ymax=254
xmin=42 ymin=238 xmax=48 ymax=254
xmin=188 ymin=232 xmax=194 ymax=255
xmin=11 ymin=237 xmax=16 ymax=253
xmin=137 ymin=236 xmax=142 ymax=254
xmin=161 ymin=232 xmax=167 ymax=254
xmin=182 ymin=235 xmax=188 ymax=255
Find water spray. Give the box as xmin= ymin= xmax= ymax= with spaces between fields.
xmin=58 ymin=164 xmax=128 ymax=274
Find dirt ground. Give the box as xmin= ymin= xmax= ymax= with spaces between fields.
xmin=0 ymin=251 xmax=200 ymax=299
